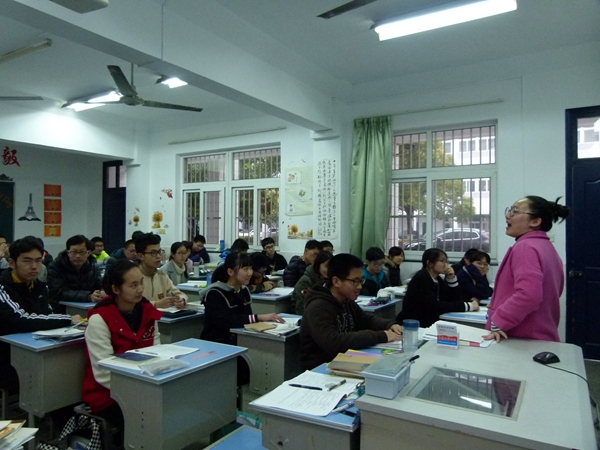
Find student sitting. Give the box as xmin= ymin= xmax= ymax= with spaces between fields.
xmin=210 ymin=239 xmax=251 ymax=288
xmin=450 ymin=248 xmax=479 ymax=276
xmin=47 ymin=235 xmax=104 ymax=311
xmin=383 ymin=246 xmax=404 ymax=287
xmin=90 ymin=236 xmax=110 ymax=264
xmin=300 ymin=253 xmax=402 ymax=370
xmin=283 ymin=239 xmax=321 ymax=287
xmin=189 ymin=234 xmax=211 ymax=264
xmin=136 ymin=233 xmax=187 ymax=309
xmin=106 ymin=239 xmax=138 ymax=270
xmin=248 ymin=253 xmax=275 ymax=294
xmin=201 ymin=252 xmax=283 ymax=345
xmin=160 ymin=242 xmax=190 ymax=286
xmin=260 ymin=237 xmax=287 ymax=274
xmin=182 ymin=240 xmax=194 ymax=274
xmin=218 ymin=238 xmax=249 ymax=260
xmin=82 ymin=259 xmax=162 ymax=445
xmin=320 ymin=240 xmax=334 ymax=253
xmin=396 ymin=248 xmax=479 ymax=328
xmin=0 ymin=234 xmax=9 ymax=273
xmin=293 ymin=250 xmax=332 ymax=315
xmin=360 ymin=247 xmax=390 ymax=296
xmin=0 ymin=236 xmax=80 ymax=387
xmin=457 ymin=250 xmax=494 ymax=303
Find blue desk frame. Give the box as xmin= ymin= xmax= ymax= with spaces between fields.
xmin=100 ymin=338 xmax=246 ymax=450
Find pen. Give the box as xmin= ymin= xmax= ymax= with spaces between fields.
xmin=327 ymin=379 xmax=347 ymax=391
xmin=289 ymin=383 xmax=322 ymax=391
xmin=264 ymin=294 xmax=281 ymax=297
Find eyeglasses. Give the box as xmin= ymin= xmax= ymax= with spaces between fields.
xmin=371 ymin=261 xmax=385 ymax=268
xmin=68 ymin=250 xmax=90 ymax=256
xmin=339 ymin=277 xmax=366 ymax=287
xmin=505 ymin=206 xmax=534 ymax=217
xmin=263 ymin=244 xmax=275 ymax=250
xmin=175 ymin=251 xmax=188 ymax=256
xmin=144 ymin=250 xmax=165 ymax=258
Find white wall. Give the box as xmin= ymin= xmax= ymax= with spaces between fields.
xmin=139 ymin=116 xmax=342 ymax=262
xmin=341 ymin=42 xmax=600 ymax=341
xmin=0 ymin=142 xmax=104 ymax=257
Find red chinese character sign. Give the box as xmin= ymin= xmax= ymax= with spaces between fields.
xmin=2 ymin=147 xmax=20 ymax=167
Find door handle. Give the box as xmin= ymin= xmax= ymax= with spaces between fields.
xmin=568 ymin=270 xmax=583 ymax=278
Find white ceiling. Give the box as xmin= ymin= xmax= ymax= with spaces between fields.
xmin=1 ymin=0 xmax=599 ymax=132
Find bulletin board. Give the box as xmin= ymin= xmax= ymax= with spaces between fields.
xmin=0 ymin=181 xmax=15 ymax=242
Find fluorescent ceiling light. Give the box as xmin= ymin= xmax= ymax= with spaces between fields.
xmin=63 ymin=90 xmax=121 ymax=112
xmin=460 ymin=396 xmax=492 ymax=409
xmin=157 ymin=76 xmax=187 ymax=88
xmin=0 ymin=39 xmax=53 ymax=65
xmin=373 ymin=0 xmax=517 ymax=41
xmin=87 ymin=91 xmax=121 ymax=103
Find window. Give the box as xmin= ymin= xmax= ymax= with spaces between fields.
xmin=387 ymin=125 xmax=495 ymax=255
xmin=183 ymin=147 xmax=281 ymax=247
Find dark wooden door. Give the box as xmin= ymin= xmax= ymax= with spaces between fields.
xmin=565 ymin=105 xmax=600 ymax=358
xmin=102 ymin=161 xmax=126 ymax=254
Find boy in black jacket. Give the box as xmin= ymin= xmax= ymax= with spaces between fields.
xmin=0 ymin=236 xmax=80 ymax=385
xmin=300 ymin=253 xmax=402 ymax=370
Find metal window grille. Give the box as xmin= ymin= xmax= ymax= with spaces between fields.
xmin=233 ymin=148 xmax=281 ymax=180
xmin=183 ymin=154 xmax=226 ymax=183
xmin=433 ymin=125 xmax=496 ymax=167
xmin=386 ymin=181 xmax=427 ymax=251
xmin=392 ymin=133 xmax=427 ymax=170
xmin=235 ymin=189 xmax=254 ymax=245
xmin=259 ymin=188 xmax=279 ymax=245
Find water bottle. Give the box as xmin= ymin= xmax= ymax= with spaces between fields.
xmin=206 ymin=272 xmax=213 ymax=286
xmin=402 ymin=319 xmax=420 ymax=353
xmin=193 ymin=262 xmax=200 ymax=277
xmin=219 ymin=240 xmax=225 ymax=252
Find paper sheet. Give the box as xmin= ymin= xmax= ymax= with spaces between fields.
xmin=287 ymin=371 xmax=360 ymax=395
xmin=0 ymin=427 xmax=37 ymax=450
xmin=132 ymin=344 xmax=198 ymax=358
xmin=251 ymin=384 xmax=345 ymax=416
xmin=423 ymin=322 xmax=493 ymax=348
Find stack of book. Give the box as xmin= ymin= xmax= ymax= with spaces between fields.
xmin=0 ymin=420 xmax=37 ymax=450
xmin=32 ymin=325 xmax=85 ymax=342
xmin=327 ymin=352 xmax=381 ymax=378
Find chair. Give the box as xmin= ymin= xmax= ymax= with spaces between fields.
xmin=72 ymin=404 xmax=117 ymax=450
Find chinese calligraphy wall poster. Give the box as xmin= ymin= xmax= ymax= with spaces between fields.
xmin=316 ymin=158 xmax=338 ymax=239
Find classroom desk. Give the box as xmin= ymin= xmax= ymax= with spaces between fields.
xmin=100 ymin=338 xmax=246 ymax=450
xmin=0 ymin=333 xmax=85 ymax=427
xmin=251 ymin=287 xmax=294 ymax=315
xmin=231 ymin=314 xmax=303 ymax=412
xmin=60 ymin=300 xmax=205 ymax=343
xmin=356 ymin=339 xmax=596 ymax=450
xmin=60 ymin=300 xmax=95 ymax=316
xmin=177 ymin=281 xmax=207 ymax=303
xmin=158 ymin=310 xmax=205 ymax=344
xmin=439 ymin=306 xmax=487 ymax=329
xmin=250 ymin=364 xmax=360 ymax=450
xmin=356 ymin=296 xmax=402 ymax=320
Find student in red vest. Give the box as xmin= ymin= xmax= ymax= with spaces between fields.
xmin=82 ymin=259 xmax=162 ymax=444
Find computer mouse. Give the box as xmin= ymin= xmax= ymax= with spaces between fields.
xmin=533 ymin=351 xmax=560 ymax=365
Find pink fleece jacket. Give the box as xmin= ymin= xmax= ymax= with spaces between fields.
xmin=486 ymin=230 xmax=563 ymax=341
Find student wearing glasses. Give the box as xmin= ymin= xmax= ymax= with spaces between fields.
xmin=396 ymin=248 xmax=479 ymax=328
xmin=160 ymin=241 xmax=190 ymax=285
xmin=360 ymin=247 xmax=390 ymax=296
xmin=47 ymin=234 xmax=104 ymax=312
xmin=300 ymin=253 xmax=402 ymax=370
xmin=260 ymin=237 xmax=287 ymax=274
xmin=456 ymin=250 xmax=494 ymax=302
xmin=484 ymin=196 xmax=569 ymax=343
xmin=136 ymin=233 xmax=187 ymax=309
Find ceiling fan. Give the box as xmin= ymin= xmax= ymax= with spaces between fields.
xmin=318 ymin=0 xmax=379 ymax=19
xmin=68 ymin=64 xmax=203 ymax=112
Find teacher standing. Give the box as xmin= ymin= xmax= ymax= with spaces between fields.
xmin=485 ymin=196 xmax=569 ymax=342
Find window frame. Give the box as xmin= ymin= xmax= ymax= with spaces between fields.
xmin=181 ymin=146 xmax=281 ymax=249
xmin=389 ymin=122 xmax=497 ymax=258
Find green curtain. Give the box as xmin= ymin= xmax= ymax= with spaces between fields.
xmin=350 ymin=116 xmax=393 ymax=258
